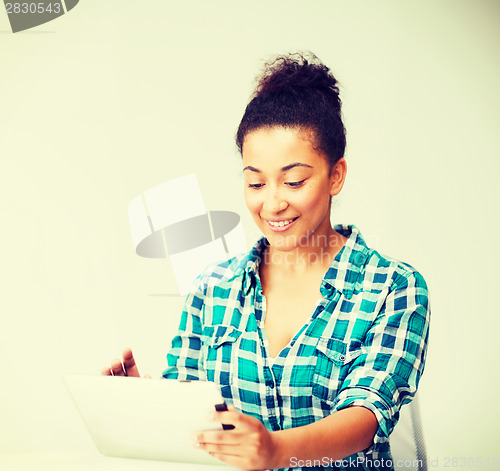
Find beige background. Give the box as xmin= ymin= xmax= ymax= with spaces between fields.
xmin=1 ymin=0 xmax=499 ymax=467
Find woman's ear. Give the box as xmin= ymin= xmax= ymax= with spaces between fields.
xmin=329 ymin=158 xmax=347 ymax=196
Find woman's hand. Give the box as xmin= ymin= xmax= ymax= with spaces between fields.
xmin=101 ymin=348 xmax=150 ymax=378
xmin=193 ymin=405 xmax=280 ymax=471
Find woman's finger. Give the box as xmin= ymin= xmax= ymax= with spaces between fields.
xmin=212 ymin=408 xmax=255 ymax=432
xmin=122 ymin=348 xmax=140 ymax=377
xmin=198 ymin=442 xmax=241 ymax=455
xmin=111 ymin=358 xmax=126 ymax=376
xmin=195 ymin=430 xmax=240 ymax=446
xmin=101 ymin=367 xmax=113 ymax=376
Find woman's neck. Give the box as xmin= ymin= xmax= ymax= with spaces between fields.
xmin=264 ymin=227 xmax=347 ymax=275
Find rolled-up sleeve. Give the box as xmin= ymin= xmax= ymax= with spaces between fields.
xmin=162 ymin=275 xmax=207 ymax=381
xmin=332 ymin=270 xmax=430 ymax=451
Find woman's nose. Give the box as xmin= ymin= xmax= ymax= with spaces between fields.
xmin=263 ymin=188 xmax=288 ymax=213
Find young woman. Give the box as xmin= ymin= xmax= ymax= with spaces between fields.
xmin=104 ymin=53 xmax=430 ymax=471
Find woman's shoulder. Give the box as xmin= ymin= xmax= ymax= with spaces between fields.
xmin=337 ymin=224 xmax=429 ymax=293
xmin=365 ymin=247 xmax=429 ymax=295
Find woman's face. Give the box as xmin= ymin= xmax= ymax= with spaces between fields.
xmin=242 ymin=126 xmax=346 ymax=253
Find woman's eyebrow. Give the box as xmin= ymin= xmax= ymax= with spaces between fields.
xmin=243 ymin=162 xmax=313 ymax=173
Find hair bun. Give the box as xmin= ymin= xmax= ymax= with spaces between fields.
xmin=236 ymin=51 xmax=346 ymax=166
xmin=256 ymin=52 xmax=339 ymax=97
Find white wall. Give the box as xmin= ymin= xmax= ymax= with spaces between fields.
xmin=1 ymin=0 xmax=499 ymax=466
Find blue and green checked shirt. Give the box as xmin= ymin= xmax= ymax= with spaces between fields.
xmin=163 ymin=224 xmax=430 ymax=470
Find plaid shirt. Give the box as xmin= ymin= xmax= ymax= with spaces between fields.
xmin=163 ymin=224 xmax=430 ymax=470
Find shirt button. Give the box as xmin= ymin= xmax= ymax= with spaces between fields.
xmin=266 ymin=381 xmax=275 ymax=389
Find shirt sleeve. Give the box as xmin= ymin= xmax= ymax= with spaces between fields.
xmin=162 ymin=274 xmax=207 ymax=381
xmin=332 ymin=269 xmax=430 ymax=452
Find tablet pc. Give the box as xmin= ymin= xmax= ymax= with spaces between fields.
xmin=64 ymin=375 xmax=230 ymax=466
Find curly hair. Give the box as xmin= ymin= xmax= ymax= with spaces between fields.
xmin=235 ymin=52 xmax=346 ymax=168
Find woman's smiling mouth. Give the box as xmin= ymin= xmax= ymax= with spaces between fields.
xmin=265 ymin=217 xmax=299 ymax=232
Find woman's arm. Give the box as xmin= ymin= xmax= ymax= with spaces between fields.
xmin=195 ymin=404 xmax=377 ymax=470
xmin=162 ymin=274 xmax=208 ymax=381
xmin=272 ymin=405 xmax=378 ymax=467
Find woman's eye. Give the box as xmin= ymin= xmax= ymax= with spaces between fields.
xmin=286 ymin=180 xmax=305 ymax=188
xmin=248 ymin=180 xmax=305 ymax=189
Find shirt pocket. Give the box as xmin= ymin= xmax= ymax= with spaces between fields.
xmin=312 ymin=337 xmax=363 ymax=403
xmin=201 ymin=325 xmax=242 ymax=386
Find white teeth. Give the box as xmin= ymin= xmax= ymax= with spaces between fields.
xmin=268 ymin=218 xmax=294 ymax=227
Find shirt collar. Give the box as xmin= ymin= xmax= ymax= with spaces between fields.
xmin=321 ymin=224 xmax=370 ymax=299
xmin=239 ymin=237 xmax=269 ymax=296
xmin=239 ymin=224 xmax=370 ymax=299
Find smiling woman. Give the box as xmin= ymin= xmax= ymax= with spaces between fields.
xmin=104 ymin=52 xmax=430 ymax=471
xmin=242 ymin=127 xmax=347 ymax=258
xmin=241 ymin=125 xmax=350 ymax=361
